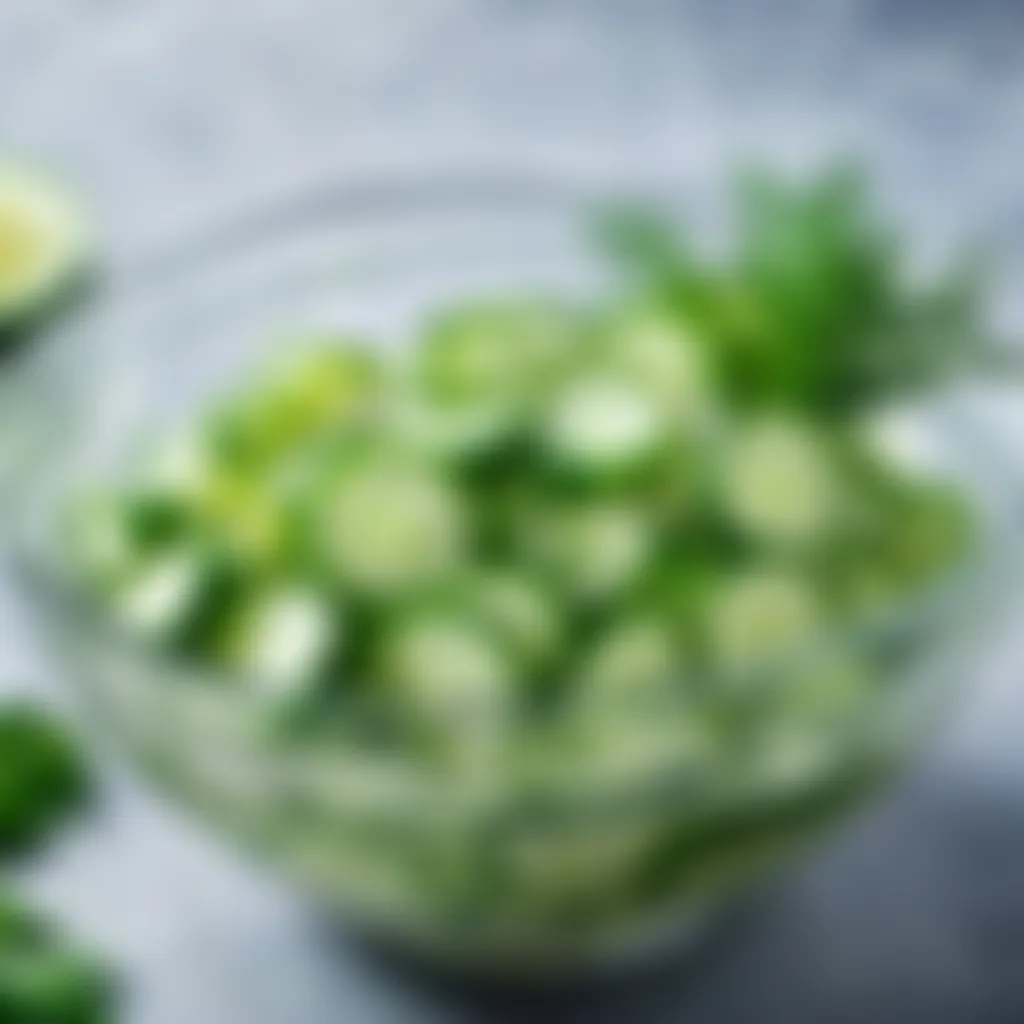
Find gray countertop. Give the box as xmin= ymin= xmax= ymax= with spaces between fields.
xmin=4 ymin=2 xmax=1024 ymax=1021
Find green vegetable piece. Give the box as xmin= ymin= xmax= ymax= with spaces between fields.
xmin=0 ymin=890 xmax=113 ymax=1024
xmin=0 ymin=705 xmax=89 ymax=856
xmin=523 ymin=500 xmax=655 ymax=603
xmin=410 ymin=301 xmax=580 ymax=464
xmin=0 ymin=167 xmax=90 ymax=341
xmin=216 ymin=584 xmax=339 ymax=703
xmin=377 ymin=609 xmax=517 ymax=724
xmin=468 ymin=569 xmax=562 ymax=670
xmin=110 ymin=546 xmax=221 ymax=646
xmin=217 ymin=343 xmax=384 ymax=462
xmin=706 ymin=569 xmax=821 ymax=680
xmin=418 ymin=300 xmax=576 ymax=406
xmin=542 ymin=374 xmax=669 ymax=479
xmin=576 ymin=613 xmax=683 ymax=707
xmin=602 ymin=308 xmax=713 ymax=427
xmin=887 ymin=480 xmax=973 ymax=584
xmin=318 ymin=450 xmax=466 ymax=596
xmin=720 ymin=414 xmax=841 ymax=548
xmin=389 ymin=390 xmax=517 ymax=463
xmin=65 ymin=492 xmax=191 ymax=590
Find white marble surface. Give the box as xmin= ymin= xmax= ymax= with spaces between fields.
xmin=4 ymin=3 xmax=1024 ymax=1022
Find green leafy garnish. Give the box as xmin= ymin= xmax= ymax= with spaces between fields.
xmin=0 ymin=704 xmax=90 ymax=856
xmin=599 ymin=164 xmax=1003 ymax=414
xmin=0 ymin=890 xmax=113 ymax=1024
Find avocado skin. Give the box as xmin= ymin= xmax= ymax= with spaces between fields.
xmin=0 ymin=264 xmax=96 ymax=363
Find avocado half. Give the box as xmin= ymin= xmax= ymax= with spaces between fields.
xmin=0 ymin=166 xmax=91 ymax=349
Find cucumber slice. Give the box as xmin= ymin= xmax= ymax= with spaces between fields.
xmin=409 ymin=301 xmax=578 ymax=464
xmin=389 ymin=390 xmax=516 ymax=463
xmin=603 ymin=310 xmax=713 ymax=428
xmin=143 ymin=423 xmax=217 ymax=496
xmin=111 ymin=547 xmax=215 ymax=644
xmin=468 ymin=569 xmax=562 ymax=670
xmin=542 ymin=375 xmax=668 ymax=479
xmin=506 ymin=819 xmax=657 ymax=905
xmin=143 ymin=427 xmax=289 ymax=569
xmin=576 ymin=613 xmax=682 ymax=706
xmin=0 ymin=167 xmax=89 ymax=334
xmin=221 ymin=343 xmax=384 ymax=461
xmin=705 ymin=569 xmax=821 ymax=680
xmin=524 ymin=707 xmax=718 ymax=799
xmin=524 ymin=501 xmax=655 ymax=602
xmin=378 ymin=610 xmax=516 ymax=723
xmin=65 ymin=494 xmax=141 ymax=588
xmin=319 ymin=451 xmax=466 ymax=596
xmin=781 ymin=655 xmax=875 ymax=723
xmin=418 ymin=300 xmax=577 ymax=406
xmin=720 ymin=416 xmax=840 ymax=548
xmin=217 ymin=585 xmax=338 ymax=703
xmin=885 ymin=479 xmax=973 ymax=584
xmin=747 ymin=658 xmax=875 ymax=797
xmin=66 ymin=491 xmax=189 ymax=588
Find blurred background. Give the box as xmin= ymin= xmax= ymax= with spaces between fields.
xmin=4 ymin=1 xmax=1024 ymax=1022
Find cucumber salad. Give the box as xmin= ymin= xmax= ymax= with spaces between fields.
xmin=63 ymin=169 xmax=988 ymax=944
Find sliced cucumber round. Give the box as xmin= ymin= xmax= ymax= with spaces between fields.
xmin=542 ymin=374 xmax=668 ymax=479
xmin=418 ymin=299 xmax=577 ymax=406
xmin=318 ymin=450 xmax=466 ymax=596
xmin=408 ymin=301 xmax=579 ymax=466
xmin=524 ymin=501 xmax=655 ymax=602
xmin=720 ymin=415 xmax=840 ymax=548
xmin=780 ymin=654 xmax=875 ymax=724
xmin=884 ymin=479 xmax=973 ymax=584
xmin=389 ymin=389 xmax=518 ymax=463
xmin=111 ymin=547 xmax=216 ymax=645
xmin=576 ymin=613 xmax=682 ymax=706
xmin=223 ymin=343 xmax=384 ymax=460
xmin=215 ymin=584 xmax=339 ymax=703
xmin=377 ymin=609 xmax=517 ymax=724
xmin=66 ymin=489 xmax=192 ymax=591
xmin=525 ymin=706 xmax=718 ymax=799
xmin=143 ymin=424 xmax=218 ymax=497
xmin=0 ymin=166 xmax=89 ymax=333
xmin=602 ymin=309 xmax=713 ymax=428
xmin=65 ymin=494 xmax=142 ymax=588
xmin=468 ymin=569 xmax=562 ymax=670
xmin=705 ymin=569 xmax=822 ymax=681
xmin=142 ymin=427 xmax=290 ymax=570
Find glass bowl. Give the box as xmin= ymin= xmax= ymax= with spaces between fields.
xmin=4 ymin=174 xmax=1022 ymax=974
